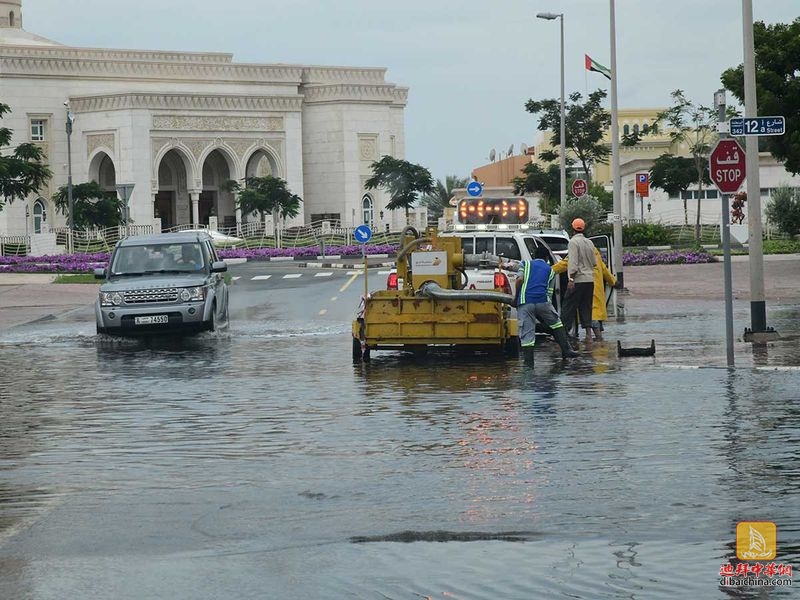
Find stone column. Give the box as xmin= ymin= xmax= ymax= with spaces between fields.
xmin=190 ymin=191 xmax=200 ymax=226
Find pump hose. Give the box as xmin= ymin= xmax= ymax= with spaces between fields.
xmin=418 ymin=281 xmax=516 ymax=306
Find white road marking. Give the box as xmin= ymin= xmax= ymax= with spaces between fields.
xmin=252 ymin=275 xmax=271 ymax=280
xmin=314 ymin=272 xmax=333 ymax=277
xmin=318 ymin=308 xmax=328 ymax=316
xmin=377 ymin=270 xmax=391 ymax=275
xmin=283 ymin=273 xmax=302 ymax=279
xmin=346 ymin=271 xmax=362 ymax=276
xmin=231 ymin=276 xmax=241 ymax=281
xmin=330 ymin=296 xmax=338 ymax=302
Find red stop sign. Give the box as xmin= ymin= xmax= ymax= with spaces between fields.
xmin=572 ymin=179 xmax=588 ymax=197
xmin=709 ymin=139 xmax=746 ymax=194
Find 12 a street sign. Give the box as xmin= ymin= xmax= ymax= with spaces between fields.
xmin=709 ymin=139 xmax=746 ymax=194
xmin=729 ymin=116 xmax=785 ymax=136
xmin=571 ymin=179 xmax=587 ymax=197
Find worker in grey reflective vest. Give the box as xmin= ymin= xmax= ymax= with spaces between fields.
xmin=514 ymin=246 xmax=580 ymax=364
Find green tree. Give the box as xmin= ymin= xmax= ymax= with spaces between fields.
xmin=0 ymin=102 xmax=52 ymax=210
xmin=648 ymin=153 xmax=709 ymax=225
xmin=365 ymin=155 xmax=435 ymax=222
xmin=587 ymin=181 xmax=613 ymax=213
xmin=221 ymin=175 xmax=302 ymax=224
xmin=525 ymin=89 xmax=612 ymax=180
xmin=53 ymin=182 xmax=122 ymax=229
xmin=420 ymin=175 xmax=469 ymax=220
xmin=765 ymin=185 xmax=800 ymax=236
xmin=557 ymin=196 xmax=604 ymax=234
xmin=512 ymin=161 xmax=560 ymax=216
xmin=721 ymin=18 xmax=800 ymax=174
xmin=623 ymin=90 xmax=717 ymax=241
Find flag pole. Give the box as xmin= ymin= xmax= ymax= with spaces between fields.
xmin=609 ymin=0 xmax=624 ymax=301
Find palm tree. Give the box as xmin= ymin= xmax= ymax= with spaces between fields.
xmin=420 ymin=175 xmax=470 ymax=220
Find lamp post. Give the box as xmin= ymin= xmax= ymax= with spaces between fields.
xmin=65 ymin=103 xmax=75 ymax=253
xmin=536 ymin=11 xmax=566 ymax=207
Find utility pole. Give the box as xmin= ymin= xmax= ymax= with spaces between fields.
xmin=741 ymin=0 xmax=776 ymax=343
xmin=609 ymin=0 xmax=624 ymax=296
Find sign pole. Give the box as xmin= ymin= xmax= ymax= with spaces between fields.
xmin=714 ymin=91 xmax=736 ymax=367
xmin=363 ymin=243 xmax=368 ymax=300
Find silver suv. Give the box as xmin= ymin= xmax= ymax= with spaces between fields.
xmin=94 ymin=231 xmax=229 ymax=336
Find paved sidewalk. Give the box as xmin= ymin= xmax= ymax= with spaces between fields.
xmin=0 ymin=279 xmax=99 ymax=329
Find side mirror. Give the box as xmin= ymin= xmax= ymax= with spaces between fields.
xmin=94 ymin=267 xmax=107 ymax=279
xmin=210 ymin=260 xmax=228 ymax=273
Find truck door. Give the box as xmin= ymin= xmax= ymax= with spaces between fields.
xmin=590 ymin=235 xmax=616 ymax=317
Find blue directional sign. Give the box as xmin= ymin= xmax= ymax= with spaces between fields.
xmin=467 ymin=181 xmax=483 ymax=197
xmin=354 ymin=224 xmax=373 ymax=244
xmin=730 ymin=116 xmax=785 ymax=136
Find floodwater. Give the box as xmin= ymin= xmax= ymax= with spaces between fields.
xmin=0 ymin=297 xmax=798 ymax=599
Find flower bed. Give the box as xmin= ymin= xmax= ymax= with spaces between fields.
xmin=623 ymin=249 xmax=718 ymax=266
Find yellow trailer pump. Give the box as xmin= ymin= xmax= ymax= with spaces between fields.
xmin=352 ymin=227 xmax=519 ymax=362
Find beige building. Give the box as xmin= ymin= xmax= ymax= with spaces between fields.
xmin=0 ymin=0 xmax=409 ymax=245
xmin=470 ymin=107 xmax=800 ymax=227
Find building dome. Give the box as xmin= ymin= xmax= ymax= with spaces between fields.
xmin=0 ymin=0 xmax=61 ymax=46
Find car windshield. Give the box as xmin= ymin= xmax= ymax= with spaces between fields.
xmin=111 ymin=242 xmax=206 ymax=275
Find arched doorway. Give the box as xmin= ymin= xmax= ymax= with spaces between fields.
xmin=200 ymin=149 xmax=234 ymax=228
xmin=242 ymin=148 xmax=281 ymax=226
xmin=155 ymin=149 xmax=191 ymax=230
xmin=89 ymin=152 xmax=117 ymax=198
xmin=33 ymin=198 xmax=46 ymax=234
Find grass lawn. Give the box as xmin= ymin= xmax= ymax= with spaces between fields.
xmin=54 ymin=274 xmax=100 ymax=284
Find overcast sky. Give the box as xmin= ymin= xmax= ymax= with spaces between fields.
xmin=23 ymin=0 xmax=798 ymax=183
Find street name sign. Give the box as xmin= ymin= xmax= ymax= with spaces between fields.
xmin=729 ymin=116 xmax=785 ymax=136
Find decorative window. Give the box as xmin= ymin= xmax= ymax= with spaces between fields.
xmin=623 ymin=124 xmax=630 ymax=136
xmin=9 ymin=11 xmax=15 ymax=27
xmin=633 ymin=124 xmax=640 ymax=135
xmin=30 ymin=119 xmax=46 ymax=142
xmin=33 ymin=198 xmax=46 ymax=234
xmin=361 ymin=194 xmax=374 ymax=226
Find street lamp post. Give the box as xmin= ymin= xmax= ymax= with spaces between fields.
xmin=65 ymin=103 xmax=75 ymax=253
xmin=536 ymin=11 xmax=566 ymax=207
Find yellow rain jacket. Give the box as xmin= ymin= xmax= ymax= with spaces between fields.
xmin=552 ymin=247 xmax=617 ymax=322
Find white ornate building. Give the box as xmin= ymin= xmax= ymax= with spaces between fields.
xmin=0 ymin=0 xmax=408 ymax=238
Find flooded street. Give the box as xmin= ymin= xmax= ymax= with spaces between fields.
xmin=0 ymin=273 xmax=798 ymax=599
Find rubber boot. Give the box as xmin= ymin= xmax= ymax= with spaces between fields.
xmin=522 ymin=347 xmax=535 ymax=365
xmin=553 ymin=327 xmax=579 ymax=359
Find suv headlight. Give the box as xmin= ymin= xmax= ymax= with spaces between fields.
xmin=180 ymin=286 xmax=206 ymax=302
xmin=99 ymin=291 xmax=123 ymax=306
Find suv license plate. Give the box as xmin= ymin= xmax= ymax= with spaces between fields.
xmin=135 ymin=315 xmax=169 ymax=325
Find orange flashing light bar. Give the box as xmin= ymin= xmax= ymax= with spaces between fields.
xmin=457 ymin=197 xmax=529 ymax=225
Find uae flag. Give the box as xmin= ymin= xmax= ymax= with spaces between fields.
xmin=585 ymin=54 xmax=611 ymax=80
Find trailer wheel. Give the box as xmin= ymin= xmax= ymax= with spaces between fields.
xmin=504 ymin=336 xmax=520 ymax=358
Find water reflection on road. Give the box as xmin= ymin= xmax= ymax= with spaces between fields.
xmin=0 ymin=309 xmax=797 ymax=599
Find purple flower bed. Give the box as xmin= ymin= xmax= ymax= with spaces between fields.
xmin=623 ymin=249 xmax=718 ymax=265
xmin=0 ymin=247 xmax=717 ymax=273
xmin=0 ymin=245 xmax=400 ymax=273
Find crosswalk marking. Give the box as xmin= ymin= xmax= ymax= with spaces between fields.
xmin=314 ymin=272 xmax=333 ymax=277
xmin=231 ymin=276 xmax=241 ymax=281
xmin=282 ymin=273 xmax=302 ymax=279
xmin=252 ymin=275 xmax=271 ymax=280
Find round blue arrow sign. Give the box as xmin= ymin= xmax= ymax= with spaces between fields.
xmin=354 ymin=224 xmax=373 ymax=244
xmin=467 ymin=181 xmax=483 ymax=197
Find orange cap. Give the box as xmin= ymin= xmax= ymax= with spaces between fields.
xmin=572 ymin=218 xmax=585 ymax=232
